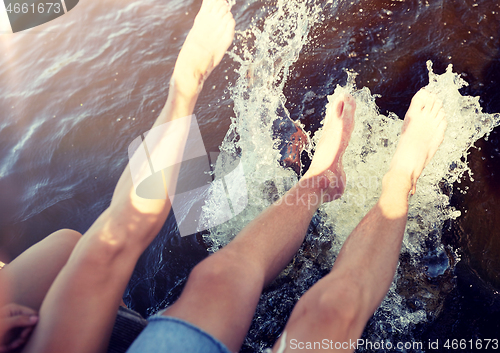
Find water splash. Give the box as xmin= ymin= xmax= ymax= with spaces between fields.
xmin=317 ymin=63 xmax=500 ymax=349
xmin=201 ymin=0 xmax=326 ymax=249
xmin=201 ymin=0 xmax=500 ymax=351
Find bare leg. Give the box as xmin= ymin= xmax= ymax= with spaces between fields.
xmin=21 ymin=1 xmax=235 ymax=353
xmin=163 ymin=94 xmax=356 ymax=352
xmin=3 ymin=229 xmax=81 ymax=311
xmin=276 ymin=89 xmax=447 ymax=352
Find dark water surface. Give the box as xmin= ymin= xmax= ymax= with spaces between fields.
xmin=1 ymin=0 xmax=500 ymax=351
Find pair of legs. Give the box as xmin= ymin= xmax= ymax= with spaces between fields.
xmin=160 ymin=86 xmax=446 ymax=353
xmin=15 ymin=0 xmax=236 ymax=352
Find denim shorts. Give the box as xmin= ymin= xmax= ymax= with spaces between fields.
xmin=126 ymin=314 xmax=232 ymax=353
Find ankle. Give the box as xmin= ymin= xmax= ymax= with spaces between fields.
xmin=298 ymin=173 xmax=345 ymax=205
xmin=171 ymin=47 xmax=208 ymax=98
xmin=376 ymin=170 xmax=412 ymax=219
xmin=171 ymin=68 xmax=203 ymax=96
xmin=382 ymin=168 xmax=412 ymax=197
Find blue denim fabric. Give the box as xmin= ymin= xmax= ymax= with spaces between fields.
xmin=126 ymin=315 xmax=232 ymax=353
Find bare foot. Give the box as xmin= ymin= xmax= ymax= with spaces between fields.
xmin=123 ymin=0 xmax=234 ymax=218
xmin=172 ymin=0 xmax=236 ymax=97
xmin=303 ymin=93 xmax=355 ymax=203
xmin=389 ymin=88 xmax=447 ymax=194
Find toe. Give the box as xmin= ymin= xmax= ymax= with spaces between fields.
xmin=422 ymin=92 xmax=438 ymax=115
xmin=429 ymin=118 xmax=447 ymax=155
xmin=330 ymin=93 xmax=355 ymax=120
xmin=436 ymin=109 xmax=446 ymax=124
xmin=437 ymin=118 xmax=447 ymax=138
xmin=430 ymin=98 xmax=443 ymax=118
xmin=336 ymin=99 xmax=345 ymax=118
xmin=216 ymin=1 xmax=230 ymax=16
xmin=412 ymin=89 xmax=429 ymax=108
xmin=201 ymin=0 xmax=215 ymax=12
xmin=343 ymin=94 xmax=356 ymax=115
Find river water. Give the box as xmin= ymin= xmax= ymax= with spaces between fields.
xmin=0 ymin=0 xmax=499 ymax=352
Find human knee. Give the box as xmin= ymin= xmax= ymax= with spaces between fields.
xmin=292 ymin=278 xmax=365 ymax=330
xmin=82 ymin=234 xmax=133 ymax=268
xmin=47 ymin=229 xmax=82 ymax=247
xmin=72 ymin=225 xmax=135 ymax=269
xmin=189 ymin=250 xmax=264 ymax=291
xmin=27 ymin=229 xmax=82 ymax=261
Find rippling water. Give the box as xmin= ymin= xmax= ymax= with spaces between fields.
xmin=1 ymin=0 xmax=500 ymax=352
